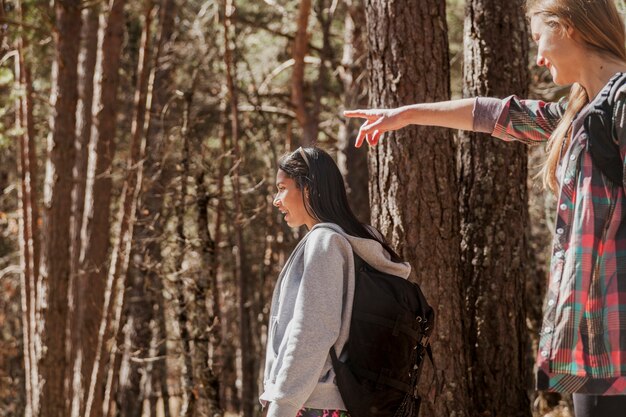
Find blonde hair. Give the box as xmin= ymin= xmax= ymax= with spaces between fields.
xmin=526 ymin=0 xmax=626 ymax=191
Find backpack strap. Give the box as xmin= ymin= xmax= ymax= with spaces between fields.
xmin=584 ymin=72 xmax=626 ymax=186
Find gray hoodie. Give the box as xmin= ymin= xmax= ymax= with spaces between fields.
xmin=260 ymin=223 xmax=411 ymax=417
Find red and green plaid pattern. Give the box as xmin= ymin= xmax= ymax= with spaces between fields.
xmin=480 ymin=82 xmax=626 ymax=394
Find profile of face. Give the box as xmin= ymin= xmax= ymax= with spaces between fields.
xmin=273 ymin=169 xmax=317 ymax=229
xmin=531 ymin=14 xmax=580 ymax=85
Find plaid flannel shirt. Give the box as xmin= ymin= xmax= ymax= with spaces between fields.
xmin=473 ymin=72 xmax=626 ymax=394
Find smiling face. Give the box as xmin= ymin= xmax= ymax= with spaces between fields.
xmin=531 ymin=14 xmax=582 ymax=85
xmin=273 ymin=169 xmax=317 ymax=230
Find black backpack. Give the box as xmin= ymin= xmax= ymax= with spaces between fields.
xmin=584 ymin=72 xmax=626 ymax=186
xmin=330 ymin=252 xmax=434 ymax=417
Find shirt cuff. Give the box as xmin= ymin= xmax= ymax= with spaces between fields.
xmin=267 ymin=401 xmax=301 ymax=417
xmin=472 ymin=97 xmax=504 ymax=134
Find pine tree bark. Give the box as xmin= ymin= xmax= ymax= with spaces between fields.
xmin=40 ymin=1 xmax=81 ymax=416
xmin=459 ymin=1 xmax=531 ymax=415
xmin=364 ymin=0 xmax=469 ymax=415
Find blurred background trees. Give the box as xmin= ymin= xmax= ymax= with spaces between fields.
xmin=0 ymin=0 xmax=570 ymax=416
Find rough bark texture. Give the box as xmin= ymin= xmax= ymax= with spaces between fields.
xmin=365 ymin=1 xmax=468 ymax=416
xmin=40 ymin=1 xmax=81 ymax=416
xmin=459 ymin=2 xmax=531 ymax=415
xmin=337 ymin=0 xmax=369 ymax=223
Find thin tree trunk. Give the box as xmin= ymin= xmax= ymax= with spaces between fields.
xmin=40 ymin=1 xmax=81 ymax=416
xmin=365 ymin=0 xmax=469 ymax=415
xmin=337 ymin=0 xmax=369 ymax=223
xmin=151 ymin=272 xmax=172 ymax=417
xmin=195 ymin=170 xmax=223 ymax=416
xmin=10 ymin=6 xmax=44 ymax=417
xmin=459 ymin=1 xmax=531 ymax=415
xmin=174 ymin=90 xmax=196 ymax=417
xmin=215 ymin=111 xmax=235 ymax=411
xmin=81 ymin=2 xmax=127 ymax=416
xmin=14 ymin=1 xmax=41 ymax=412
xmin=291 ymin=0 xmax=316 ymax=144
xmin=69 ymin=5 xmax=100 ymax=415
xmin=15 ymin=36 xmax=38 ymax=417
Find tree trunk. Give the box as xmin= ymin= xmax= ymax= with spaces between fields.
xmin=15 ymin=30 xmax=39 ymax=417
xmin=195 ymin=171 xmax=223 ymax=416
xmin=175 ymin=91 xmax=196 ymax=417
xmin=459 ymin=1 xmax=531 ymax=415
xmin=69 ymin=5 xmax=100 ymax=415
xmin=40 ymin=1 xmax=81 ymax=416
xmin=364 ymin=0 xmax=469 ymax=415
xmin=80 ymin=2 xmax=127 ymax=416
xmin=337 ymin=0 xmax=369 ymax=223
xmin=291 ymin=0 xmax=317 ymax=144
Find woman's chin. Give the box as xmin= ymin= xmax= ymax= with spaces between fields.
xmin=549 ymin=69 xmax=569 ymax=86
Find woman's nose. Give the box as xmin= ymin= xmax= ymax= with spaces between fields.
xmin=536 ymin=54 xmax=546 ymax=67
xmin=273 ymin=196 xmax=281 ymax=207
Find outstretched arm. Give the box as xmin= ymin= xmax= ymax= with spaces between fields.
xmin=345 ymin=96 xmax=566 ymax=148
xmin=344 ymin=98 xmax=476 ymax=148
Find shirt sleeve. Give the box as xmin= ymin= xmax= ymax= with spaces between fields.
xmin=614 ymin=91 xmax=626 ymax=192
xmin=473 ymin=95 xmax=567 ymax=145
xmin=267 ymin=230 xmax=352 ymax=417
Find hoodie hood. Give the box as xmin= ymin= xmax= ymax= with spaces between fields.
xmin=309 ymin=222 xmax=411 ymax=279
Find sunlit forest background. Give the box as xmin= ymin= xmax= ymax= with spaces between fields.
xmin=0 ymin=0 xmax=597 ymax=416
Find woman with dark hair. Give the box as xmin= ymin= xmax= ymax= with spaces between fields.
xmin=260 ymin=146 xmax=409 ymax=417
xmin=345 ymin=0 xmax=626 ymax=415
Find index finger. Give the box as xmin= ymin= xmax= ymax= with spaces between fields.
xmin=343 ymin=109 xmax=376 ymax=120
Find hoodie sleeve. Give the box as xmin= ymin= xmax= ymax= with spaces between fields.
xmin=266 ymin=229 xmax=352 ymax=417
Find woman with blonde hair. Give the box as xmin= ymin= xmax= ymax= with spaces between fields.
xmin=345 ymin=0 xmax=626 ymax=415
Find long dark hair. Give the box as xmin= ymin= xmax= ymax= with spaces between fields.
xmin=278 ymin=146 xmax=402 ymax=262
